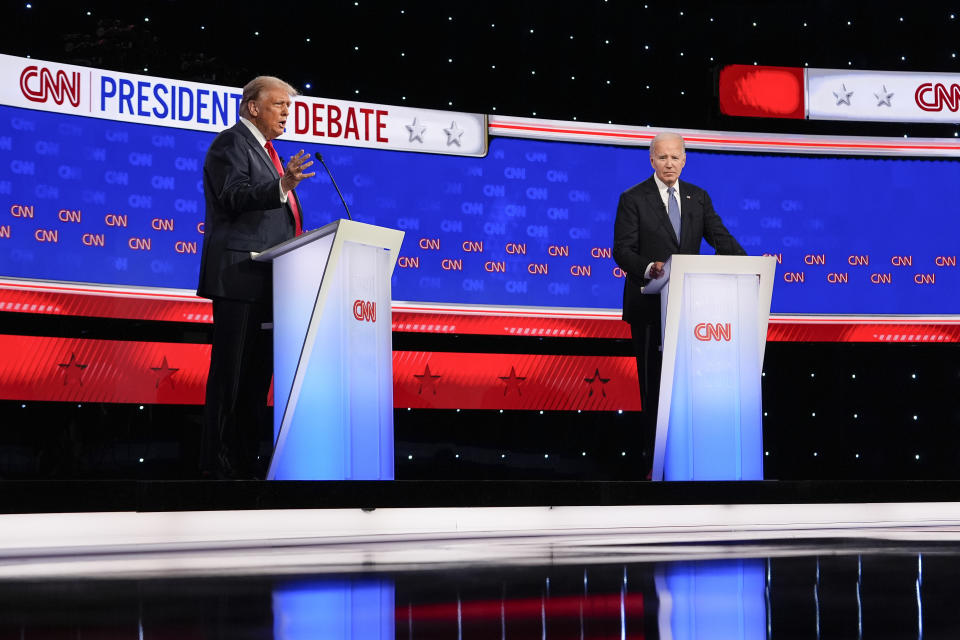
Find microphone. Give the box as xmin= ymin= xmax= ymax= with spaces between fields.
xmin=315 ymin=152 xmax=353 ymax=221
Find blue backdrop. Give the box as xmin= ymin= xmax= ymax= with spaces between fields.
xmin=1 ymin=104 xmax=958 ymax=314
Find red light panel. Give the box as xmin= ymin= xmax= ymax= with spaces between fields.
xmin=719 ymin=65 xmax=805 ymax=119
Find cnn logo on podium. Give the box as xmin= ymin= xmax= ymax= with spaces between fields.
xmin=694 ymin=322 xmax=732 ymax=342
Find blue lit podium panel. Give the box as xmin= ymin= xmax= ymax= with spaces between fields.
xmin=255 ymin=220 xmax=404 ymax=481
xmin=649 ymin=255 xmax=776 ymax=481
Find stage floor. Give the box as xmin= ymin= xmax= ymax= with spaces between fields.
xmin=2 ymin=480 xmax=960 ymax=637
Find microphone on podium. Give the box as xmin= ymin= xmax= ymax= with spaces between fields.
xmin=315 ymin=152 xmax=353 ymax=221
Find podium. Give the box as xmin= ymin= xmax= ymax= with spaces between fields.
xmin=253 ymin=219 xmax=404 ymax=480
xmin=644 ymin=255 xmax=776 ymax=481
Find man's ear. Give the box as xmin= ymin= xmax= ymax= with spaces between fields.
xmin=248 ymin=101 xmax=259 ymax=117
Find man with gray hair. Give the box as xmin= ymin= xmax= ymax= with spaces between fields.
xmin=613 ymin=132 xmax=745 ymax=477
xmin=197 ymin=76 xmax=315 ymax=479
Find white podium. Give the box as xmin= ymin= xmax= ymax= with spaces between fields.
xmin=253 ymin=219 xmax=404 ymax=480
xmin=644 ymin=255 xmax=776 ymax=481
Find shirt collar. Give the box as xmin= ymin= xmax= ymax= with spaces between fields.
xmin=239 ymin=116 xmax=268 ymax=148
xmin=653 ymin=173 xmax=680 ymax=195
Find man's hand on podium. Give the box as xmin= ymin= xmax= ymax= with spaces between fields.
xmin=649 ymin=261 xmax=666 ymax=279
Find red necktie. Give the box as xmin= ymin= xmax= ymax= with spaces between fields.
xmin=264 ymin=140 xmax=303 ymax=236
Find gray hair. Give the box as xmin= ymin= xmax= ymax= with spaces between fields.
xmin=239 ymin=76 xmax=298 ymax=118
xmin=649 ymin=132 xmax=686 ymax=158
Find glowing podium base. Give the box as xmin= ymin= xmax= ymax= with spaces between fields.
xmin=254 ymin=219 xmax=404 ymax=481
xmin=645 ymin=255 xmax=776 ymax=481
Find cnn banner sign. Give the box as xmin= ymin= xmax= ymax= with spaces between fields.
xmin=0 ymin=53 xmax=486 ymax=156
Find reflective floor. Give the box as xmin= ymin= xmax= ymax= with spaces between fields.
xmin=1 ymin=542 xmax=957 ymax=639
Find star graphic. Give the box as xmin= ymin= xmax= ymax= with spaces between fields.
xmin=57 ymin=352 xmax=88 ymax=386
xmin=443 ymin=121 xmax=464 ymax=146
xmin=406 ymin=117 xmax=427 ymax=143
xmin=874 ymin=85 xmax=894 ymax=107
xmin=413 ymin=363 xmax=442 ymax=395
xmin=833 ymin=83 xmax=853 ymax=106
xmin=150 ymin=355 xmax=180 ymax=389
xmin=498 ymin=366 xmax=526 ymax=396
xmin=584 ymin=367 xmax=611 ymax=398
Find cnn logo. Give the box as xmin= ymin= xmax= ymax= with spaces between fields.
xmin=353 ymin=300 xmax=376 ymax=323
xmin=694 ymin=322 xmax=731 ymax=342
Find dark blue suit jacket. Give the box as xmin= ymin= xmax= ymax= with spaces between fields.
xmin=613 ymin=176 xmax=745 ymax=325
xmin=197 ymin=122 xmax=302 ymax=303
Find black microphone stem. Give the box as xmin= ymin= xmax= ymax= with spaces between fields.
xmin=316 ymin=153 xmax=353 ymax=221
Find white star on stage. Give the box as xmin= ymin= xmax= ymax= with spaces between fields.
xmin=833 ymin=83 xmax=853 ymax=106
xmin=406 ymin=117 xmax=427 ymax=143
xmin=443 ymin=121 xmax=465 ymax=146
xmin=874 ymin=85 xmax=894 ymax=107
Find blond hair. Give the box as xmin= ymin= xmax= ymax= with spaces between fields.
xmin=239 ymin=76 xmax=298 ymax=118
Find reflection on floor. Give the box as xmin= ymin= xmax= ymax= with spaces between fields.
xmin=0 ymin=538 xmax=955 ymax=638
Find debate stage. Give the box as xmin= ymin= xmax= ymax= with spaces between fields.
xmin=2 ymin=480 xmax=960 ymax=637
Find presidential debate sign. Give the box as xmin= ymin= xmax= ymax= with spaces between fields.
xmin=0 ymin=54 xmax=959 ymax=315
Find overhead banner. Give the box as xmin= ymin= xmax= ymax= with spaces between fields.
xmin=1 ymin=54 xmax=487 ymax=156
xmin=720 ymin=64 xmax=960 ymax=124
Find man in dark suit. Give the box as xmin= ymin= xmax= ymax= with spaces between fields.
xmin=613 ymin=132 xmax=745 ymax=474
xmin=197 ymin=76 xmax=314 ymax=479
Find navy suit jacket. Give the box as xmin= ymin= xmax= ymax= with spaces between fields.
xmin=197 ymin=122 xmax=303 ymax=303
xmin=613 ymin=176 xmax=745 ymax=325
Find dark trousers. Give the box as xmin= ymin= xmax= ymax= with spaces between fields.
xmin=202 ymin=298 xmax=273 ymax=479
xmin=630 ymin=319 xmax=662 ymax=477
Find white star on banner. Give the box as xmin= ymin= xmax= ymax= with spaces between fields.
xmin=405 ymin=117 xmax=427 ymax=143
xmin=874 ymin=85 xmax=894 ymax=107
xmin=443 ymin=121 xmax=465 ymax=146
xmin=833 ymin=83 xmax=853 ymax=106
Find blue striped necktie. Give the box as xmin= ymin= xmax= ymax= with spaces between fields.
xmin=667 ymin=186 xmax=681 ymax=242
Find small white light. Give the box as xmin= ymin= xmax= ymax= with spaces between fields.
xmin=407 ymin=407 xmax=411 ymax=411
xmin=499 ymin=409 xmax=503 ymax=413
xmin=765 ymin=451 xmax=769 ymax=456
xmin=813 ymin=452 xmax=818 ymax=457
xmin=852 ymin=374 xmax=856 ymax=379
xmin=21 ymin=404 xmax=25 ymax=408
xmin=618 ymin=409 xmax=623 ymax=414
xmin=544 ymin=454 xmax=549 ymax=459
xmin=455 ymin=454 xmax=459 ymax=458
xmin=456 ymin=408 xmax=460 ymax=412
xmin=138 ymin=458 xmax=144 ymax=463
xmin=501 ymin=454 xmax=506 ymax=459
xmin=577 ymin=409 xmax=581 ymax=413
xmin=539 ymin=410 xmax=544 ymax=415
xmin=305 ymin=83 xmax=312 ymax=89
xmin=855 ymin=453 xmax=860 ymax=459
xmin=752 ymin=21 xmax=757 ymax=26
xmin=812 ymin=412 xmax=816 ymax=417
xmin=254 ymin=31 xmax=259 ymax=35
xmin=407 ymin=454 xmax=413 ymax=460
xmin=621 ymin=451 xmax=626 ymax=456
xmin=139 ymin=405 xmax=144 ymax=410
xmin=810 ymin=373 xmax=815 ymax=378
xmin=915 ymin=454 xmax=921 ymax=460
xmin=305 ymin=37 xmax=310 ymax=42
xmin=448 ymin=58 xmax=453 ymax=62
xmin=582 ymin=452 xmax=586 ymax=456
xmin=763 ymin=411 xmax=768 ymax=417
xmin=354 ymin=45 xmax=359 ymax=50
xmin=914 ymin=415 xmax=918 ymax=420
xmin=854 ymin=413 xmax=859 ymax=418
xmin=144 ymin=16 xmax=149 ymax=22
xmin=911 ymin=373 xmax=917 ymax=379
